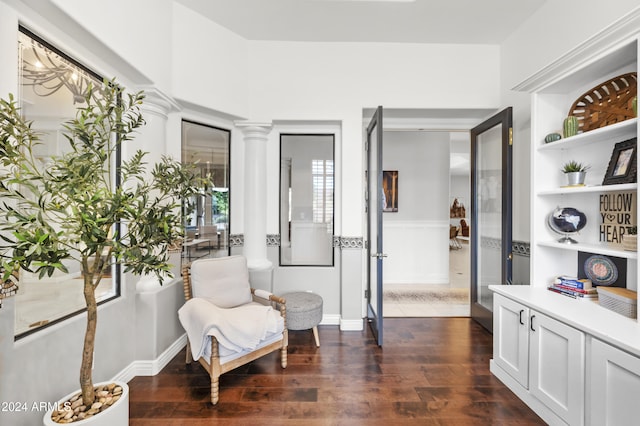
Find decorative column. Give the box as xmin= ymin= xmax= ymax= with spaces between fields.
xmin=133 ymin=88 xmax=181 ymax=292
xmin=132 ymin=88 xmax=187 ymax=361
xmin=235 ymin=122 xmax=273 ymax=272
xmin=130 ymin=88 xmax=179 ymax=168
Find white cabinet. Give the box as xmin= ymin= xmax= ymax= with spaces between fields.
xmin=589 ymin=338 xmax=640 ymax=425
xmin=494 ymin=294 xmax=529 ymax=386
xmin=529 ymin=311 xmax=585 ymax=426
xmin=493 ymin=293 xmax=585 ymax=425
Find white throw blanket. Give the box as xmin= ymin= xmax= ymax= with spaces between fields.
xmin=178 ymin=298 xmax=282 ymax=360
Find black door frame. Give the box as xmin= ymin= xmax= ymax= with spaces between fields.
xmin=470 ymin=107 xmax=513 ymax=332
xmin=366 ymin=106 xmax=384 ymax=346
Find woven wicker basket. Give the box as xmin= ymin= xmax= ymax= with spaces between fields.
xmin=568 ymin=72 xmax=637 ymax=133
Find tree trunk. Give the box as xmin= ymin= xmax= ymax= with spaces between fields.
xmin=80 ymin=267 xmax=97 ymax=405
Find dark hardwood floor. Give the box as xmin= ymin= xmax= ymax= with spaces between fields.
xmin=129 ymin=318 xmax=545 ymax=425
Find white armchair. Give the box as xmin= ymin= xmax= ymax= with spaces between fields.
xmin=178 ymin=255 xmax=288 ymax=405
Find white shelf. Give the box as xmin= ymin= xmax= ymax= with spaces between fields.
xmin=537 ymin=240 xmax=638 ymax=259
xmin=538 ymin=118 xmax=637 ymax=152
xmin=537 ymin=183 xmax=638 ymax=196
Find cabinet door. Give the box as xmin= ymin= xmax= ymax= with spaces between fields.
xmin=589 ymin=338 xmax=640 ymax=425
xmin=529 ymin=311 xmax=585 ymax=426
xmin=493 ymin=294 xmax=529 ymax=387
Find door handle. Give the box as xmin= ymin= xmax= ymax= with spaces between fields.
xmin=371 ymin=253 xmax=388 ymax=259
xmin=530 ymin=315 xmax=536 ymax=332
xmin=519 ymin=309 xmax=524 ymax=325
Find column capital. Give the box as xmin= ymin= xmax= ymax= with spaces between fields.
xmin=234 ymin=121 xmax=273 ymax=129
xmin=136 ymin=86 xmax=181 ymax=119
xmin=234 ymin=121 xmax=273 ymax=137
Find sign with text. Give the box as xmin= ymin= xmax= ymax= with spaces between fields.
xmin=600 ymin=191 xmax=636 ymax=246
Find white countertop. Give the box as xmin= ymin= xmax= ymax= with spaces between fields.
xmin=490 ymin=285 xmax=640 ymax=357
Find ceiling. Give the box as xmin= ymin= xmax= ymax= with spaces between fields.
xmin=175 ymin=0 xmax=547 ymax=44
xmin=174 ymin=0 xmax=542 ymax=176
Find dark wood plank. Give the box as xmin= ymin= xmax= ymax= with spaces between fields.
xmin=129 ymin=318 xmax=545 ymax=425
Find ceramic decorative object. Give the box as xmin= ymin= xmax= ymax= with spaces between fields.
xmin=544 ymin=132 xmax=562 ymax=143
xmin=563 ymin=116 xmax=579 ymax=138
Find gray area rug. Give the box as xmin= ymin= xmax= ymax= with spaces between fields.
xmin=384 ymin=287 xmax=469 ymax=304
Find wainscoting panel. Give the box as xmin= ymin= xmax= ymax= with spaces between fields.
xmin=383 ymin=221 xmax=449 ymax=284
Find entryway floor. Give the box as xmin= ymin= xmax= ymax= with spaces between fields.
xmin=384 ymin=243 xmax=470 ymax=317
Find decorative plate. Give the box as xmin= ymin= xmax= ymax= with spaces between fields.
xmin=583 ymin=255 xmax=618 ymax=286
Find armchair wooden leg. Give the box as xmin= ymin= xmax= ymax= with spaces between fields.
xmin=210 ymin=337 xmax=221 ymax=405
xmin=185 ymin=341 xmax=193 ymax=363
xmin=281 ymin=346 xmax=288 ymax=368
xmin=211 ymin=375 xmax=219 ymax=405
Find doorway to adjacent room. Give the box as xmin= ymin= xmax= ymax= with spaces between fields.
xmin=382 ymin=130 xmax=471 ymax=317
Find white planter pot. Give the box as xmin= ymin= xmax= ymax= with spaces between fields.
xmin=43 ymin=381 xmax=128 ymax=426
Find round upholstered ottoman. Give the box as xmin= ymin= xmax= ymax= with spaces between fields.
xmin=284 ymin=292 xmax=323 ymax=347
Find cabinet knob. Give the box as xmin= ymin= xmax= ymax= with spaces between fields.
xmin=519 ymin=309 xmax=525 ymax=325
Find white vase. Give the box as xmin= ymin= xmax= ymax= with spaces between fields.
xmin=43 ymin=381 xmax=128 ymax=426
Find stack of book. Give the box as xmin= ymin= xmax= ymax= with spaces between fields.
xmin=548 ymin=276 xmax=598 ymax=300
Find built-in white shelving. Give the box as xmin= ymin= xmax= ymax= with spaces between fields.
xmin=491 ymin=19 xmax=640 ymax=426
xmin=537 ymin=118 xmax=637 ymax=152
xmin=530 ymin=37 xmax=638 ymax=300
xmin=537 ymin=240 xmax=638 ymax=259
xmin=537 ymin=182 xmax=637 ymax=196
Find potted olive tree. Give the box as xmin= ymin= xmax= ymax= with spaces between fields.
xmin=0 ymin=80 xmax=206 ymax=424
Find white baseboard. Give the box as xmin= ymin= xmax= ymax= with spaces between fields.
xmin=113 ymin=334 xmax=187 ymax=383
xmin=340 ymin=318 xmax=364 ymax=331
xmin=320 ymin=314 xmax=341 ymax=326
xmin=114 ymin=316 xmax=360 ymax=384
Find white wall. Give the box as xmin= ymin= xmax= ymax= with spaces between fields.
xmin=247 ymin=41 xmax=501 ymax=236
xmin=171 ymin=2 xmax=250 ymax=118
xmin=50 ymin=0 xmax=173 ymax=89
xmin=382 ymin=131 xmax=450 ymax=284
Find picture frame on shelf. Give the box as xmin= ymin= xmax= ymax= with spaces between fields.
xmin=577 ymin=251 xmax=627 ymax=288
xmin=602 ymin=138 xmax=637 ymax=185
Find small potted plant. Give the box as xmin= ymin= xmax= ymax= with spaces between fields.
xmin=623 ymin=226 xmax=637 ymax=251
xmin=561 ymin=160 xmax=590 ymax=186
